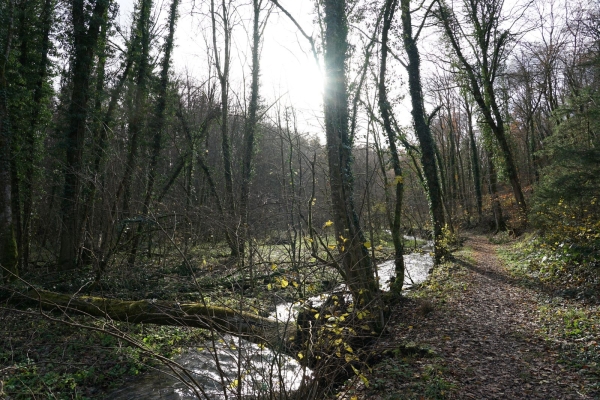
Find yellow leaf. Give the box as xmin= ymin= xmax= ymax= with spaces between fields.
xmin=340 ymin=245 xmax=345 ymax=251
xmin=394 ymin=175 xmax=403 ymax=185
xmin=297 ymin=352 xmax=304 ymax=360
xmin=314 ymin=313 xmax=320 ymax=320
xmin=328 ymin=244 xmax=336 ymax=250
xmin=323 ymin=220 xmax=334 ymax=228
xmin=202 ymin=258 xmax=207 ymax=266
xmin=364 ymin=241 xmax=371 ymax=249
xmin=267 ymin=283 xmax=272 ymax=290
xmin=292 ymin=281 xmax=299 ymax=288
xmin=360 ymin=373 xmax=369 ymax=387
xmin=271 ymin=264 xmax=277 ymax=271
xmin=229 ymin=379 xmax=239 ymax=389
xmin=280 ymin=278 xmax=289 ymax=288
xmin=351 ymin=397 xmax=358 ymax=400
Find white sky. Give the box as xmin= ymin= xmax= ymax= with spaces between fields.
xmin=113 ymin=0 xmax=558 ymax=142
xmin=116 ymin=0 xmax=325 ymax=135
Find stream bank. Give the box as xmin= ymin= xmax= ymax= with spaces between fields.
xmin=108 ymin=249 xmax=434 ymax=399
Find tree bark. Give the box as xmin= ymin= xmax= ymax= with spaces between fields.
xmin=464 ymin=95 xmax=483 ymax=220
xmin=323 ymin=0 xmax=383 ymax=327
xmin=130 ymin=0 xmax=180 ymax=266
xmin=378 ymin=0 xmax=405 ymax=292
xmin=58 ymin=0 xmax=110 ymax=270
xmin=400 ymin=0 xmax=446 ymax=261
xmin=10 ymin=289 xmax=290 ymax=353
xmin=0 ymin=0 xmax=18 ymax=281
xmin=239 ymin=0 xmax=265 ymax=258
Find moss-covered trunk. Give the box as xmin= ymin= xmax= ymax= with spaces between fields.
xmin=12 ymin=289 xmax=290 ymax=352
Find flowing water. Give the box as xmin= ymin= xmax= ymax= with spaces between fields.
xmin=109 ymin=248 xmax=433 ymax=399
xmin=108 ymin=335 xmax=310 ymax=399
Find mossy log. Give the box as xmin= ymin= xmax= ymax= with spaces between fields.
xmin=13 ymin=289 xmax=291 ymax=350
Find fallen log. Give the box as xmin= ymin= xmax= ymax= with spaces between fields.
xmin=8 ymin=288 xmax=294 ymax=354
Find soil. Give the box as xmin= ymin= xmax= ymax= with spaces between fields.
xmin=342 ymin=235 xmax=598 ymax=400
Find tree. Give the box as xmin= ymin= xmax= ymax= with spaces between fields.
xmin=211 ymin=0 xmax=238 ymax=256
xmin=400 ymin=0 xmax=446 ymax=260
xmin=57 ymin=0 xmax=111 ymax=270
xmin=378 ymin=0 xmax=405 ymax=290
xmin=130 ymin=0 xmax=181 ymax=266
xmin=239 ymin=0 xmax=269 ymax=259
xmin=437 ymin=0 xmax=527 ymax=217
xmin=322 ymin=0 xmax=382 ymax=326
xmin=0 ymin=0 xmax=18 ymax=281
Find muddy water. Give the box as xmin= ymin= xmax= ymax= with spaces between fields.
xmin=109 ymin=250 xmax=433 ymax=399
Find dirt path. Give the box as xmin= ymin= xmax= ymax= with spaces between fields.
xmin=429 ymin=236 xmax=591 ymax=399
xmin=351 ymin=235 xmax=595 ymax=399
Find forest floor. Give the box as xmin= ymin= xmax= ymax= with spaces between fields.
xmin=339 ymin=234 xmax=599 ymax=400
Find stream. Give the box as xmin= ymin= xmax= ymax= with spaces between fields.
xmin=108 ymin=247 xmax=433 ymax=399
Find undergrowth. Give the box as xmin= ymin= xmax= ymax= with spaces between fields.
xmin=498 ymin=235 xmax=600 ymax=395
xmin=0 ymin=311 xmax=207 ymax=399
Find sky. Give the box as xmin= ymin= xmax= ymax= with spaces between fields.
xmin=116 ymin=0 xmax=325 ymax=135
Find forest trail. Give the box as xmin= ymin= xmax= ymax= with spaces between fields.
xmin=410 ymin=235 xmax=592 ymax=399
xmin=353 ymin=235 xmax=596 ymax=399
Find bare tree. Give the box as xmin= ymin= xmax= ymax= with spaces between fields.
xmin=437 ymin=0 xmax=527 ymax=217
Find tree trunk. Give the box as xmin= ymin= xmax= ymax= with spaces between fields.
xmin=0 ymin=0 xmax=18 ymax=281
xmin=323 ymin=0 xmax=382 ymax=327
xmin=400 ymin=0 xmax=446 ymax=261
xmin=130 ymin=0 xmax=180 ymax=266
xmin=464 ymin=96 xmax=483 ymax=220
xmin=378 ymin=0 xmax=404 ymax=292
xmin=58 ymin=0 xmax=110 ymax=270
xmin=211 ymin=0 xmax=238 ymax=257
xmin=10 ymin=289 xmax=290 ymax=353
xmin=21 ymin=0 xmax=53 ymax=270
xmin=238 ymin=0 xmax=264 ymax=258
xmin=486 ymin=149 xmax=506 ymax=232
xmin=119 ymin=0 xmax=152 ymax=221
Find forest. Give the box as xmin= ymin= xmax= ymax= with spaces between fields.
xmin=0 ymin=0 xmax=598 ymax=398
